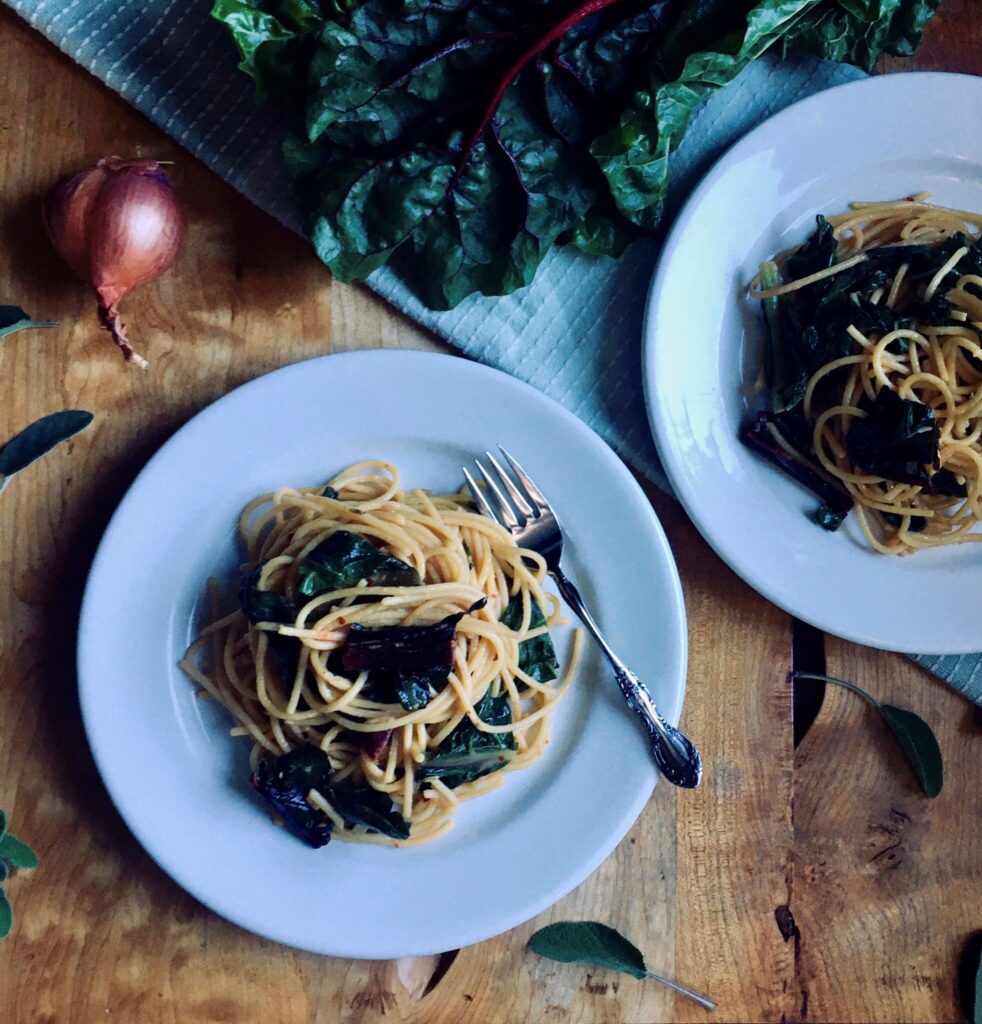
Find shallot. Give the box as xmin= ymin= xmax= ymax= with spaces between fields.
xmin=43 ymin=157 xmax=184 ymax=368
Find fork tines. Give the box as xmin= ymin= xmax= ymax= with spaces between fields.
xmin=463 ymin=447 xmax=551 ymax=534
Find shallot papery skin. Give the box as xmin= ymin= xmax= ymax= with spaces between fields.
xmin=43 ymin=157 xmax=184 ymax=368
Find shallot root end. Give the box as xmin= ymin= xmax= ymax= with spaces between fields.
xmin=98 ymin=304 xmax=149 ymax=370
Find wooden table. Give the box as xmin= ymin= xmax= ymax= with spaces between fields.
xmin=1 ymin=4 xmax=980 ymax=1022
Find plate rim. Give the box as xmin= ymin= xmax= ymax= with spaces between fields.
xmin=77 ymin=348 xmax=688 ymax=957
xmin=643 ymin=70 xmax=982 ymax=655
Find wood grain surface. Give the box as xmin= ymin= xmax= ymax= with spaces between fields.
xmin=0 ymin=3 xmax=979 ymax=1022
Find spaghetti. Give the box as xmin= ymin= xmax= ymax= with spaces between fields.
xmin=746 ymin=194 xmax=982 ymax=555
xmin=180 ymin=460 xmax=580 ymax=847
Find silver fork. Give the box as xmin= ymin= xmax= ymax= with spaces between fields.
xmin=464 ymin=448 xmax=703 ymax=789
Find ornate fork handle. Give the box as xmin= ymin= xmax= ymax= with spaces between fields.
xmin=551 ymin=567 xmax=703 ymax=789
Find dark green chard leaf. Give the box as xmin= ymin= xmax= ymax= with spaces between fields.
xmin=325 ymin=785 xmax=410 ymax=840
xmin=501 ymin=594 xmax=559 ymax=684
xmin=392 ymin=667 xmax=446 ymax=711
xmin=321 ymin=485 xmax=339 ymax=499
xmin=418 ymin=690 xmax=515 ymax=789
xmin=0 ymin=863 xmax=7 ymax=885
xmin=759 ymin=260 xmax=810 ymax=412
xmin=0 ymin=892 xmax=10 ymax=941
xmin=0 ymin=810 xmax=6 ymax=842
xmin=251 ymin=745 xmax=335 ymax=848
xmin=784 ymin=214 xmax=836 ymax=281
xmin=252 ymin=745 xmax=410 ymax=844
xmin=363 ymin=666 xmax=447 ymax=711
xmin=238 ymin=564 xmax=301 ymax=687
xmin=927 ymin=468 xmax=968 ymax=498
xmin=239 ymin=564 xmax=295 ymax=625
xmin=214 ymin=0 xmax=940 ymax=309
xmin=845 ymin=388 xmax=940 ymax=486
xmin=297 ymin=530 xmax=420 ymax=597
xmin=792 ymin=673 xmax=943 ymax=798
xmin=529 ymin=921 xmax=648 ymax=979
xmin=592 ymin=0 xmax=819 ymax=233
xmin=0 ymin=410 xmax=94 ymax=489
xmin=781 ymin=0 xmax=942 ymax=71
xmin=0 ymin=305 xmax=57 ymax=340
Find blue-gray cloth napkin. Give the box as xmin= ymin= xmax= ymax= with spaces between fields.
xmin=8 ymin=0 xmax=980 ymax=705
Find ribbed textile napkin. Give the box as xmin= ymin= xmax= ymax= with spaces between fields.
xmin=8 ymin=0 xmax=981 ymax=705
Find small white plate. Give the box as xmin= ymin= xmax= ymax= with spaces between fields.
xmin=645 ymin=72 xmax=982 ymax=655
xmin=78 ymin=350 xmax=687 ymax=958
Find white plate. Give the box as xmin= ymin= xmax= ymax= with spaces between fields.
xmin=645 ymin=72 xmax=982 ymax=655
xmin=78 ymin=350 xmax=687 ymax=958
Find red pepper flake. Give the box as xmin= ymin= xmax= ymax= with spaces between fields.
xmin=338 ymin=616 xmax=346 ymax=625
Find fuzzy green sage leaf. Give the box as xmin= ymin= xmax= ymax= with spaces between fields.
xmin=958 ymin=931 xmax=982 ymax=1024
xmin=977 ymin=948 xmax=982 ymax=1024
xmin=0 ymin=810 xmax=6 ymax=843
xmin=792 ymin=673 xmax=943 ymax=798
xmin=0 ymin=305 xmax=57 ymax=340
xmin=879 ymin=704 xmax=943 ymax=798
xmin=529 ymin=921 xmax=648 ymax=979
xmin=0 ymin=410 xmax=94 ymax=486
xmin=0 ymin=833 xmax=39 ymax=871
xmin=0 ymin=892 xmax=11 ymax=941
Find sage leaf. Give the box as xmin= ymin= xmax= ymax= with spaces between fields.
xmin=957 ymin=930 xmax=982 ymax=1024
xmin=529 ymin=921 xmax=647 ymax=980
xmin=879 ymin=705 xmax=943 ymax=798
xmin=0 ymin=305 xmax=57 ymax=340
xmin=0 ymin=892 xmax=10 ymax=940
xmin=0 ymin=833 xmax=39 ymax=870
xmin=0 ymin=410 xmax=94 ymax=482
xmin=0 ymin=862 xmax=7 ymax=884
xmin=792 ymin=673 xmax=944 ymax=798
xmin=0 ymin=810 xmax=6 ymax=843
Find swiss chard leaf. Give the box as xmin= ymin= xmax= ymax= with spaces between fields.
xmin=784 ymin=215 xmax=836 ymax=282
xmin=0 ymin=892 xmax=10 ymax=941
xmin=529 ymin=920 xmax=648 ymax=980
xmin=238 ymin=564 xmax=300 ymax=686
xmin=325 ymin=785 xmax=410 ymax=840
xmin=0 ymin=305 xmax=57 ymax=340
xmin=418 ymin=690 xmax=515 ymax=789
xmin=363 ymin=666 xmax=447 ymax=711
xmin=393 ymin=667 xmax=445 ymax=711
xmin=500 ymin=594 xmax=559 ymax=684
xmin=297 ymin=530 xmax=421 ymax=597
xmin=238 ymin=564 xmax=295 ymax=625
xmin=252 ymin=745 xmax=410 ymax=844
xmin=845 ymin=388 xmax=939 ymax=486
xmin=251 ymin=745 xmax=335 ymax=848
xmin=215 ymin=0 xmax=941 ymax=309
xmin=781 ymin=0 xmax=942 ymax=72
